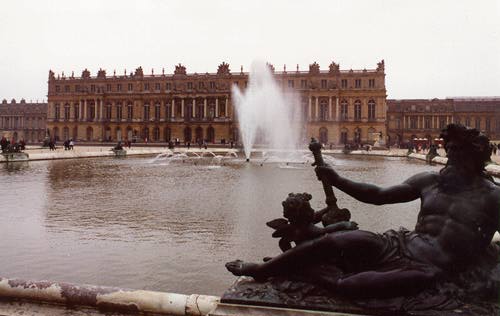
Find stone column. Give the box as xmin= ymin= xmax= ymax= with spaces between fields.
xmin=171 ymin=99 xmax=175 ymax=118
xmin=335 ymin=97 xmax=339 ymax=121
xmin=83 ymin=100 xmax=87 ymax=120
xmin=446 ymin=116 xmax=449 ymax=125
xmin=215 ymin=98 xmax=219 ymax=118
xmin=328 ymin=97 xmax=332 ymax=120
xmin=204 ymin=98 xmax=207 ymax=118
xmin=308 ymin=96 xmax=312 ymax=121
xmin=99 ymin=99 xmax=103 ymax=121
xmin=192 ymin=98 xmax=196 ymax=118
xmin=225 ymin=96 xmax=228 ymax=117
xmin=181 ymin=98 xmax=185 ymax=118
xmin=160 ymin=100 xmax=165 ymax=121
xmin=315 ymin=97 xmax=319 ymax=121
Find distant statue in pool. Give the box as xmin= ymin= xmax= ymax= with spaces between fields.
xmin=226 ymin=124 xmax=500 ymax=311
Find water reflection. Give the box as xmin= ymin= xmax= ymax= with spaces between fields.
xmin=0 ymin=155 xmax=441 ymax=295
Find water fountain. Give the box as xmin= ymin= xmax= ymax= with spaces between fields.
xmin=232 ymin=61 xmax=303 ymax=161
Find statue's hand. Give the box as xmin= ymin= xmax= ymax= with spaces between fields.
xmin=315 ymin=165 xmax=339 ymax=185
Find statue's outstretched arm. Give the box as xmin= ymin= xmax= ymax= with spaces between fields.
xmin=316 ymin=167 xmax=433 ymax=205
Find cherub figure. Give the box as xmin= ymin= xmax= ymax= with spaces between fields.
xmin=266 ymin=193 xmax=358 ymax=252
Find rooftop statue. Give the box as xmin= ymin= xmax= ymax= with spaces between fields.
xmin=225 ymin=124 xmax=500 ymax=315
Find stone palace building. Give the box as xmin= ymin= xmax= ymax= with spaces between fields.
xmin=46 ymin=61 xmax=387 ymax=145
xmin=387 ymin=97 xmax=500 ymax=146
xmin=0 ymin=99 xmax=47 ymax=143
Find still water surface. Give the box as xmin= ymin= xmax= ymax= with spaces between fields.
xmin=0 ymin=155 xmax=444 ymax=295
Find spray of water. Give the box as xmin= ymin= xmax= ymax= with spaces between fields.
xmin=232 ymin=61 xmax=303 ymax=160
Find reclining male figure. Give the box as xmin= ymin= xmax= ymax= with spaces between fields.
xmin=226 ymin=124 xmax=500 ymax=298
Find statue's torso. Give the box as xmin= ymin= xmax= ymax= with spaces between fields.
xmin=410 ymin=174 xmax=499 ymax=270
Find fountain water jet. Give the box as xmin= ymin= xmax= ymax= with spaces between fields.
xmin=232 ymin=61 xmax=303 ymax=160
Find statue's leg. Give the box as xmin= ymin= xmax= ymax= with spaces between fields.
xmin=336 ymin=267 xmax=439 ymax=298
xmin=226 ymin=230 xmax=384 ymax=279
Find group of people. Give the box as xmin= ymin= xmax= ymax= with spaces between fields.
xmin=62 ymin=139 xmax=75 ymax=150
xmin=0 ymin=136 xmax=25 ymax=153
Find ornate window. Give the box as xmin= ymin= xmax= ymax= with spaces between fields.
xmin=116 ymin=104 xmax=123 ymax=120
xmin=340 ymin=128 xmax=348 ymax=144
xmin=340 ymin=99 xmax=348 ymax=120
xmin=319 ymin=99 xmax=328 ymax=120
xmin=319 ymin=127 xmax=328 ymax=144
xmin=127 ymin=104 xmax=133 ymax=120
xmin=143 ymin=104 xmax=150 ymax=121
xmin=153 ymin=127 xmax=160 ymax=141
xmin=368 ymin=100 xmax=376 ymax=120
xmin=354 ymin=100 xmax=362 ymax=120
xmin=155 ymin=103 xmax=161 ymax=120
xmin=410 ymin=117 xmax=417 ymax=129
xmin=105 ymin=104 xmax=112 ymax=119
xmin=54 ymin=104 xmax=60 ymax=120
xmin=195 ymin=126 xmax=203 ymax=142
xmin=424 ymin=116 xmax=431 ymax=129
xmin=164 ymin=127 xmax=171 ymax=141
xmin=354 ymin=128 xmax=361 ymax=144
xmin=64 ymin=104 xmax=70 ymax=120
xmin=207 ymin=126 xmax=215 ymax=142
xmin=184 ymin=127 xmax=192 ymax=142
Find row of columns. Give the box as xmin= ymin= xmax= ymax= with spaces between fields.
xmin=0 ymin=116 xmax=25 ymax=129
xmin=305 ymin=96 xmax=347 ymax=121
xmin=55 ymin=96 xmax=229 ymax=121
xmin=402 ymin=115 xmax=452 ymax=129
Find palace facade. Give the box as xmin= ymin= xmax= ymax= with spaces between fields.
xmin=387 ymin=97 xmax=500 ymax=145
xmin=46 ymin=61 xmax=387 ymax=145
xmin=0 ymin=99 xmax=47 ymax=143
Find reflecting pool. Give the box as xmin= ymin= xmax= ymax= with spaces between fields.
xmin=0 ymin=155 xmax=444 ymax=295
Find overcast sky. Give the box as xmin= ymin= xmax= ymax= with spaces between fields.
xmin=1 ymin=0 xmax=499 ymax=101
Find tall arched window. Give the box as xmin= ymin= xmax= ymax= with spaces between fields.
xmin=55 ymin=104 xmax=60 ymax=120
xmin=116 ymin=128 xmax=122 ymax=141
xmin=368 ymin=100 xmax=376 ymax=120
xmin=142 ymin=127 xmax=150 ymax=140
xmin=143 ymin=103 xmax=150 ymax=121
xmin=319 ymin=127 xmax=328 ymax=144
xmin=153 ymin=127 xmax=160 ymax=141
xmin=73 ymin=104 xmax=79 ymax=120
xmin=340 ymin=99 xmax=348 ymax=120
xmin=64 ymin=104 xmax=70 ymax=120
xmin=105 ymin=126 xmax=111 ymax=141
xmin=354 ymin=100 xmax=362 ymax=121
xmin=116 ymin=103 xmax=123 ymax=120
xmin=184 ymin=126 xmax=192 ymax=142
xmin=340 ymin=128 xmax=348 ymax=144
xmin=164 ymin=127 xmax=171 ymax=141
xmin=354 ymin=127 xmax=361 ymax=144
xmin=154 ymin=103 xmax=161 ymax=120
xmin=207 ymin=126 xmax=215 ymax=142
xmin=86 ymin=126 xmax=93 ymax=141
xmin=319 ymin=99 xmax=328 ymax=121
xmin=53 ymin=127 xmax=60 ymax=141
xmin=208 ymin=101 xmax=215 ymax=120
xmin=232 ymin=127 xmax=239 ymax=142
xmin=127 ymin=103 xmax=133 ymax=120
xmin=165 ymin=101 xmax=172 ymax=119
xmin=368 ymin=127 xmax=376 ymax=143
xmin=196 ymin=99 xmax=204 ymax=119
xmin=105 ymin=104 xmax=112 ymax=120
xmin=195 ymin=126 xmax=203 ymax=142
xmin=63 ymin=127 xmax=69 ymax=140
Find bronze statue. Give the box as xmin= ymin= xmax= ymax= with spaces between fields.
xmin=225 ymin=124 xmax=500 ymax=313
